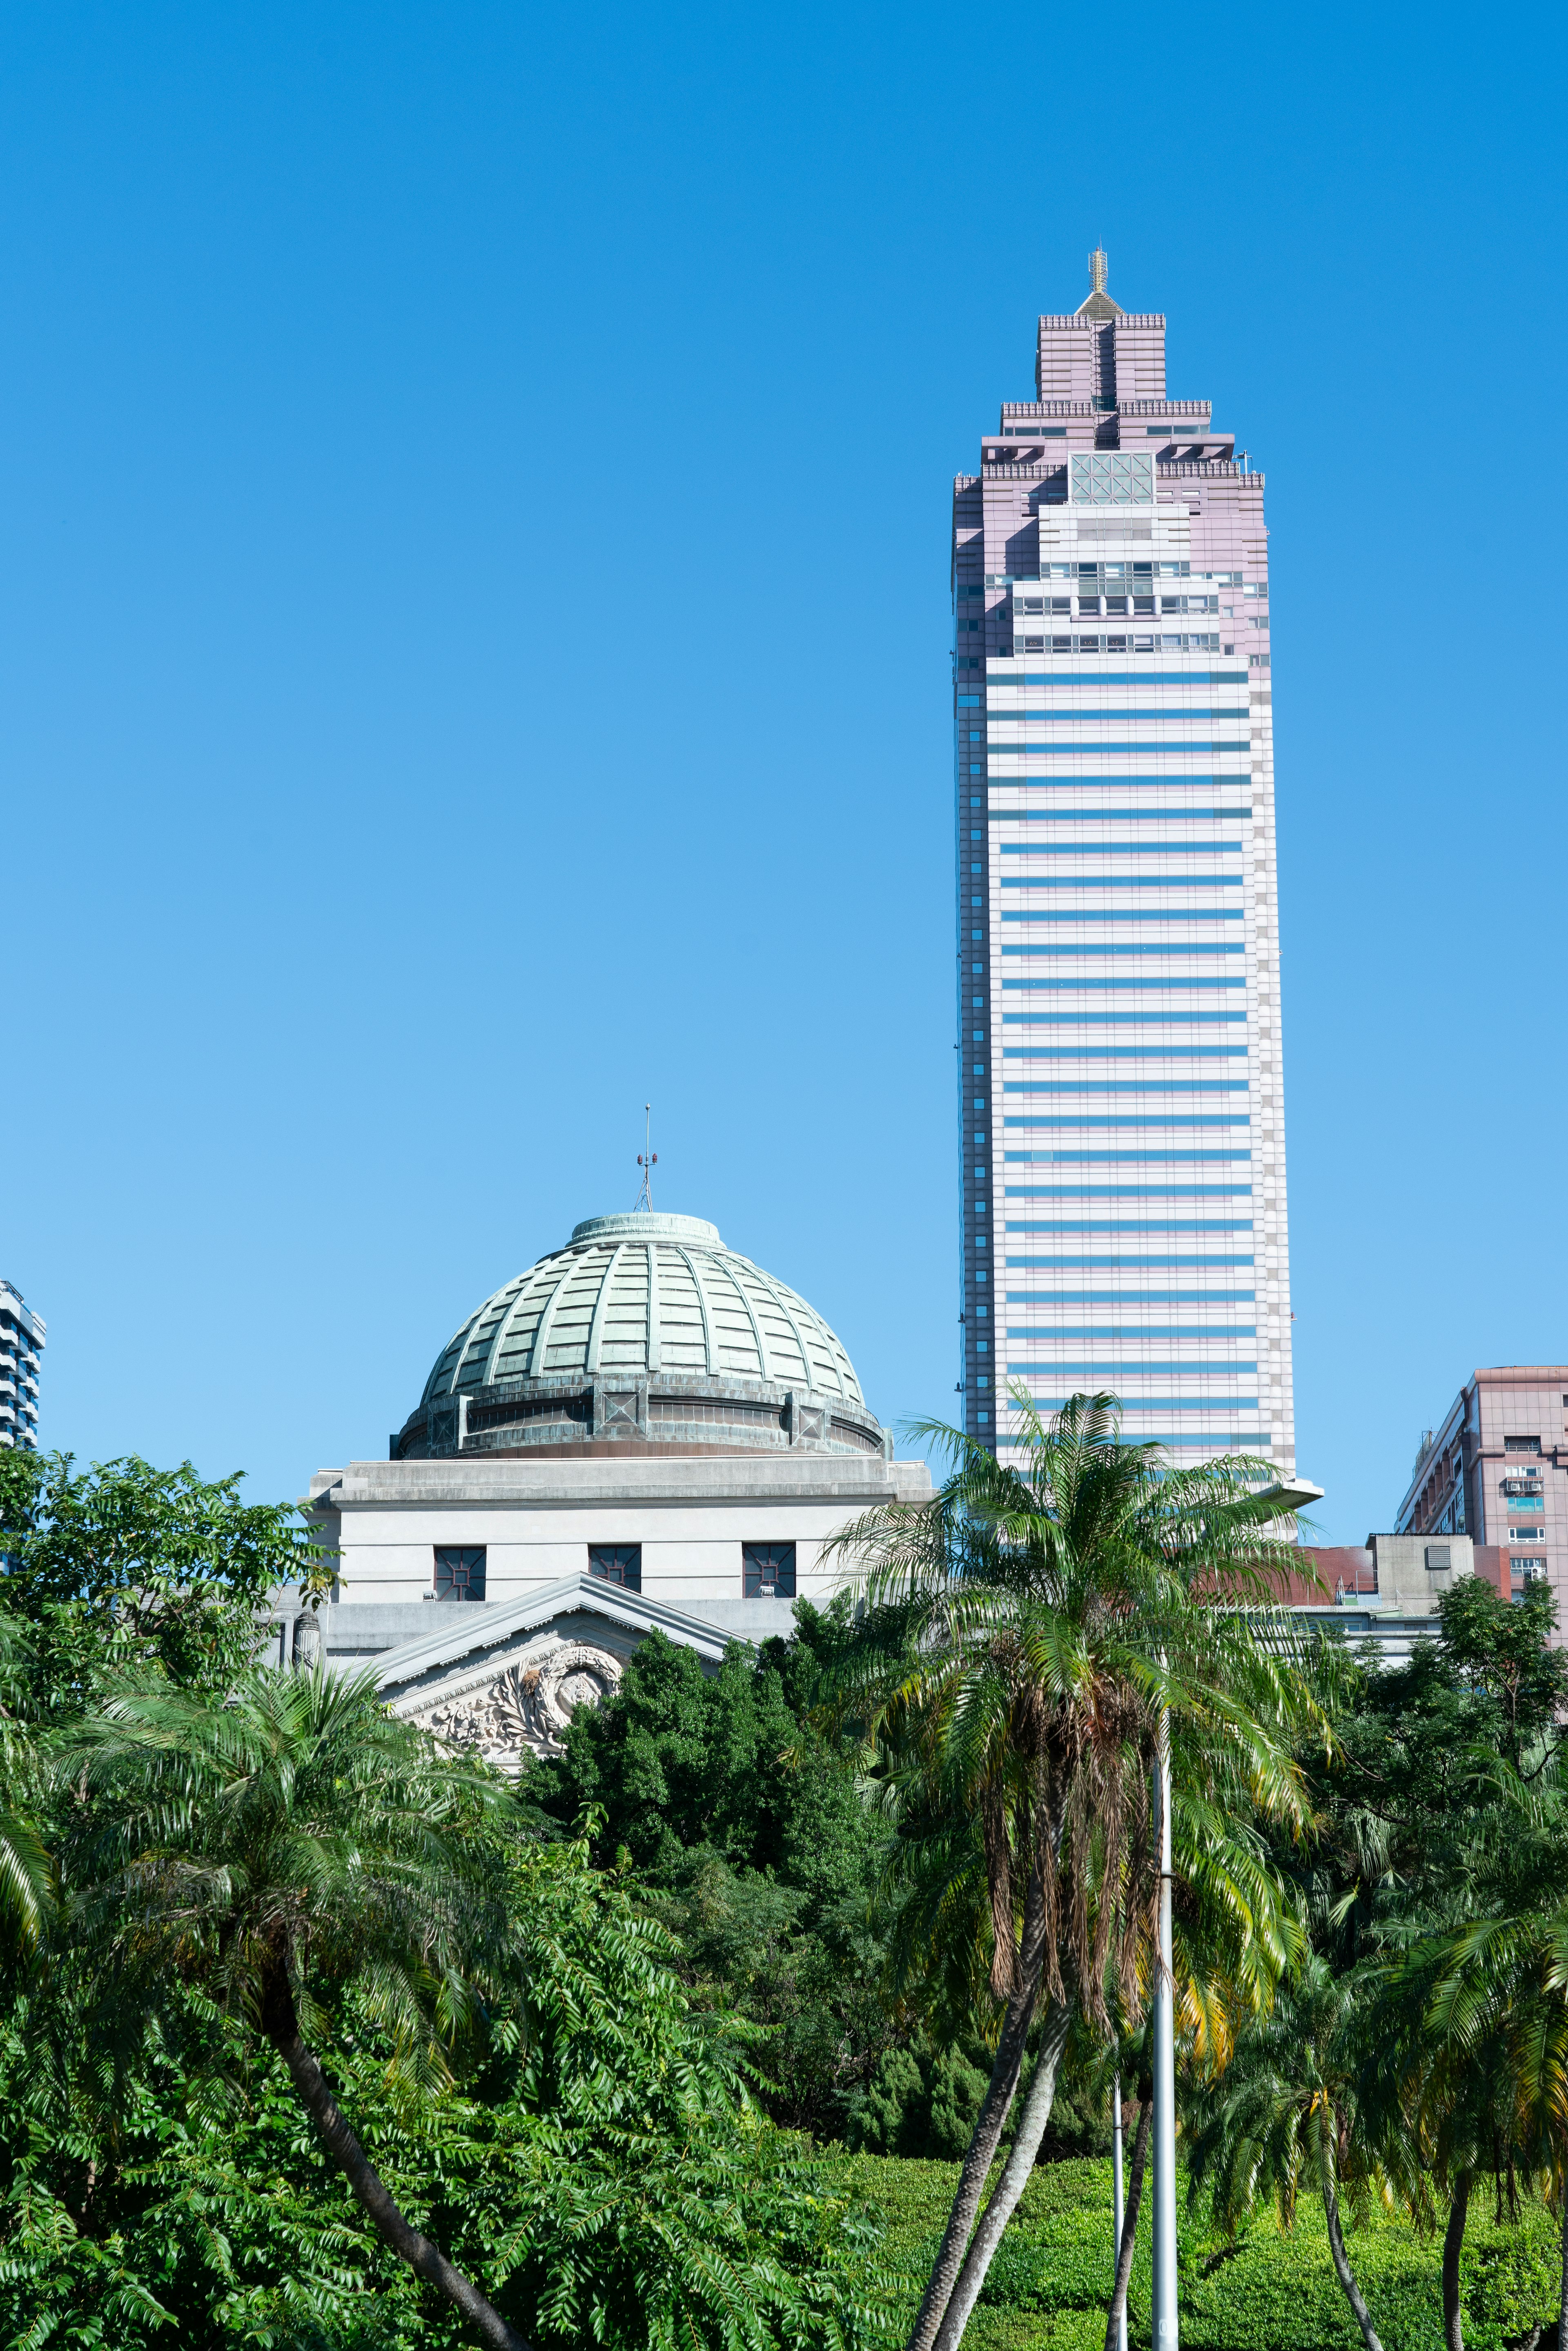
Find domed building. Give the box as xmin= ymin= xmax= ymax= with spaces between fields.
xmin=289 ymin=1209 xmax=931 ymax=1768
xmin=395 ymin=1212 xmax=886 ymax=1463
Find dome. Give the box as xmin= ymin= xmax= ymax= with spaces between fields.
xmin=394 ymin=1212 xmax=884 ymax=1462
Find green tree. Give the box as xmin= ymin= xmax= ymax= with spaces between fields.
xmin=1186 ymin=1954 xmax=1388 ymax=2351
xmin=1430 ymin=1897 xmax=1568 ymax=2351
xmin=61 ymin=1662 xmax=528 ymax=2349
xmin=1303 ymin=1577 xmax=1568 ymax=2351
xmin=820 ymin=1391 xmax=1321 ymax=2351
xmin=528 ymin=1611 xmax=902 ymax=2139
xmin=0 ymin=1449 xmax=330 ymax=1714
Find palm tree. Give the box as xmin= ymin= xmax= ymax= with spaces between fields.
xmin=1429 ymin=1902 xmax=1568 ymax=2351
xmin=58 ymin=1661 xmax=529 ymax=2351
xmin=1186 ymin=1954 xmax=1388 ymax=2351
xmin=0 ymin=1618 xmax=54 ymax=1959
xmin=821 ymin=1389 xmax=1323 ymax=2351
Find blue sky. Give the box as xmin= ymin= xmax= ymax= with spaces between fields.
xmin=3 ymin=0 xmax=1564 ymax=1542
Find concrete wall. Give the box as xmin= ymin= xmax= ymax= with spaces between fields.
xmin=300 ymin=1451 xmax=933 ymax=1624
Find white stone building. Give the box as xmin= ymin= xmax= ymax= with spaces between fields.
xmin=280 ymin=1211 xmax=932 ymax=1767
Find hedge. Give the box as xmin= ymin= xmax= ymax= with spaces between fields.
xmin=827 ymin=2152 xmax=1563 ymax=2350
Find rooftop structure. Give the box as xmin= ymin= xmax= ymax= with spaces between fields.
xmin=954 ymin=252 xmax=1293 ymax=1476
xmin=0 ymin=1281 xmax=44 ymax=1451
xmin=394 ymin=1211 xmax=883 ymax=1463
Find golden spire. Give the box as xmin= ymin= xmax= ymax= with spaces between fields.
xmin=1089 ymin=246 xmax=1109 ymax=296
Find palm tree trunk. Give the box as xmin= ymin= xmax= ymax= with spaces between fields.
xmin=1104 ymin=2087 xmax=1152 ymax=2351
xmin=904 ymin=1815 xmax=1054 ymax=2351
xmin=1442 ymin=2168 xmax=1472 ymax=2351
xmin=932 ymin=1998 xmax=1073 ymax=2351
xmin=1316 ymin=2106 xmax=1383 ymax=2351
xmin=263 ymin=1980 xmax=531 ymax=2351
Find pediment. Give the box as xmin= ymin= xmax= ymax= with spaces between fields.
xmin=373 ymin=1574 xmax=730 ymax=1769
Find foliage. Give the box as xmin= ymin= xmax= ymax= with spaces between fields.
xmin=829 ymin=2150 xmax=1564 ymax=2351
xmin=526 ymin=1611 xmax=918 ymax=2142
xmin=0 ymin=1448 xmax=331 ymax=1715
xmin=816 ymin=1391 xmax=1325 ymax=2351
xmin=0 ymin=1731 xmax=895 ymax=2350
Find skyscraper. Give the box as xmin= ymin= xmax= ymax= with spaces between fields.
xmin=955 ymin=254 xmax=1294 ymax=1477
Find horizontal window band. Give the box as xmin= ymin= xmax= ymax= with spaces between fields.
xmin=1001 ymin=877 xmax=1244 ymax=889
xmin=1003 ymin=1326 xmax=1259 ymax=1338
xmin=1004 ymin=1150 xmax=1254 ymax=1163
xmin=1004 ymin=1187 xmax=1254 ymax=1198
xmin=986 ymin=807 xmax=1254 ymax=820
xmin=1003 ymin=979 xmax=1250 ymax=991
xmin=1007 ymin=1388 xmax=1261 ymax=1407
xmin=985 ymin=673 xmax=1250 ymax=687
xmin=1003 ymin=1047 xmax=1247 ymax=1059
xmin=1011 ymin=1123 xmax=1260 ymax=1133
xmin=1006 ymin=1296 xmax=1257 ymax=1308
xmin=1002 ymin=1359 xmax=1260 ymax=1372
xmin=1005 ymin=1221 xmax=1254 ymax=1233
xmin=1003 ymin=1011 xmax=1248 ymax=1023
xmin=1006 ymin=1256 xmax=1255 ymax=1268
xmin=1002 ymin=911 xmax=1245 ymax=923
xmin=985 ymin=709 xmax=1249 ymax=723
xmin=1002 ymin=1423 xmax=1274 ymax=1447
xmin=1005 ymin=1083 xmax=1250 ymax=1096
xmin=1000 ymin=842 xmax=1248 ymax=855
xmin=991 ymin=744 xmax=1252 ymax=758
xmin=1002 ymin=946 xmax=1247 ymax=958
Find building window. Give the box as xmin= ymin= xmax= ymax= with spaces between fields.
xmin=743 ymin=1541 xmax=796 ymax=1598
xmin=589 ymin=1544 xmax=641 ymax=1591
xmin=434 ymin=1546 xmax=486 ymax=1602
xmin=1505 ymin=1435 xmax=1542 ymax=1453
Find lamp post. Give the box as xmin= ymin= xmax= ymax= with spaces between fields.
xmin=1150 ymin=1715 xmax=1178 ymax=2349
xmin=1112 ymin=2072 xmax=1128 ymax=2351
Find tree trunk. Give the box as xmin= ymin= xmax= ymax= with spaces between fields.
xmin=262 ymin=1980 xmax=531 ymax=2351
xmin=1316 ymin=2105 xmax=1383 ymax=2351
xmin=1442 ymin=2168 xmax=1472 ymax=2351
xmin=1104 ymin=2088 xmax=1152 ymax=2351
xmin=1557 ymin=2173 xmax=1567 ymax=2351
xmin=904 ymin=1812 xmax=1054 ymax=2351
xmin=933 ymin=1999 xmax=1073 ymax=2351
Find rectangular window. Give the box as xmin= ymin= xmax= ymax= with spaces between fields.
xmin=1506 ymin=1436 xmax=1542 ymax=1452
xmin=743 ymin=1541 xmax=797 ymax=1598
xmin=589 ymin=1543 xmax=641 ymax=1591
xmin=434 ymin=1546 xmax=486 ymax=1602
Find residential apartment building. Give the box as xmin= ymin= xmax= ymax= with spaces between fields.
xmin=954 ymin=253 xmax=1293 ymax=1473
xmin=0 ymin=1280 xmax=44 ymax=1450
xmin=1395 ymin=1366 xmax=1568 ymax=1610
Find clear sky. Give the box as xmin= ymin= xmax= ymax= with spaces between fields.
xmin=4 ymin=0 xmax=1565 ymax=1542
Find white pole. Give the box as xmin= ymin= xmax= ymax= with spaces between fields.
xmin=1112 ymin=2070 xmax=1128 ymax=2351
xmin=1151 ymin=1720 xmax=1178 ymax=2350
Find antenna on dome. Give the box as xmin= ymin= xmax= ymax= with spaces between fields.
xmin=635 ymin=1103 xmax=657 ymax=1211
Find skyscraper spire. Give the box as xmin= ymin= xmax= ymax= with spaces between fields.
xmin=1076 ymin=245 xmax=1123 ymax=320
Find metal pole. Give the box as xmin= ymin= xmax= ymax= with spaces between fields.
xmin=1112 ymin=2070 xmax=1128 ymax=2351
xmin=1151 ymin=1718 xmax=1178 ymax=2350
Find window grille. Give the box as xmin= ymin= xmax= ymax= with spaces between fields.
xmin=589 ymin=1544 xmax=641 ymax=1591
xmin=434 ymin=1546 xmax=486 ymax=1602
xmin=743 ymin=1542 xmax=797 ymax=1598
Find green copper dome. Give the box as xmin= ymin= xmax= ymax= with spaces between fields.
xmin=394 ymin=1212 xmax=881 ymax=1462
